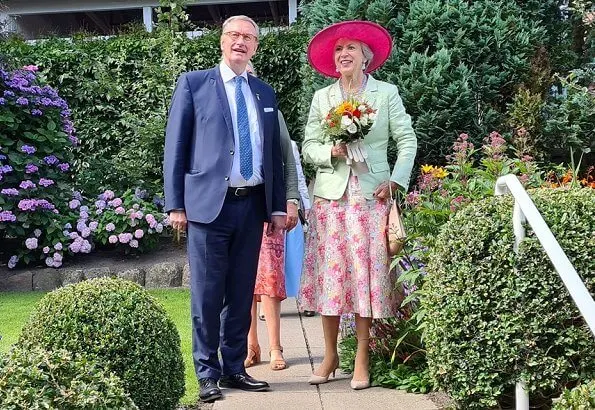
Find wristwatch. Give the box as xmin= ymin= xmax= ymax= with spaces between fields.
xmin=287 ymin=199 xmax=300 ymax=206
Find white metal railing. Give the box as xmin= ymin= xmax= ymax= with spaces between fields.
xmin=494 ymin=174 xmax=595 ymax=410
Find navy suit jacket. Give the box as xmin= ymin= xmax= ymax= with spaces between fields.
xmin=163 ymin=67 xmax=286 ymax=223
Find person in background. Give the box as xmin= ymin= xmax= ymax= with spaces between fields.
xmin=244 ymin=62 xmax=300 ymax=371
xmin=284 ymin=140 xmax=312 ymax=308
xmin=298 ymin=21 xmax=417 ymax=390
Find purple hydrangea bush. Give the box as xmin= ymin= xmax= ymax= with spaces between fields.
xmin=0 ymin=66 xmax=168 ymax=269
xmin=0 ymin=65 xmax=77 ymax=268
xmin=65 ymin=188 xmax=168 ymax=254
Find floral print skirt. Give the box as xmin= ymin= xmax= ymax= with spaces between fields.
xmin=298 ymin=176 xmax=398 ymax=318
xmin=254 ymin=224 xmax=287 ymax=301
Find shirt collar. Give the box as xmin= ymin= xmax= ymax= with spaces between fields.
xmin=219 ymin=61 xmax=249 ymax=84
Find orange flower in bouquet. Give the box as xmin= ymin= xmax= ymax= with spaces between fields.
xmin=322 ymin=98 xmax=377 ymax=144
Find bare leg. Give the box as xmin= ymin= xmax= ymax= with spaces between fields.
xmin=247 ymin=298 xmax=259 ymax=347
xmin=244 ymin=297 xmax=261 ymax=367
xmin=313 ymin=315 xmax=340 ymax=376
xmin=261 ymin=295 xmax=285 ymax=368
xmin=353 ymin=314 xmax=371 ymax=382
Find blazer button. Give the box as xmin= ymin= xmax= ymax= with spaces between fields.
xmin=230 ymin=150 xmax=234 ymax=155
xmin=224 ymin=176 xmax=229 ymax=181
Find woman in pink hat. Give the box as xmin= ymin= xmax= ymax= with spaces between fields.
xmin=298 ymin=20 xmax=417 ymax=390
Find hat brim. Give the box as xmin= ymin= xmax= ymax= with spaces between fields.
xmin=307 ymin=20 xmax=393 ymax=78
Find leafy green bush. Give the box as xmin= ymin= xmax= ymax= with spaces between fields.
xmin=542 ymin=68 xmax=595 ymax=156
xmin=0 ymin=345 xmax=137 ymax=410
xmin=18 ymin=278 xmax=185 ymax=410
xmin=553 ymin=380 xmax=595 ymax=410
xmin=423 ymin=188 xmax=595 ymax=409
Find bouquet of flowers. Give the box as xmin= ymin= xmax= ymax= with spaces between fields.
xmin=322 ymin=99 xmax=377 ymax=144
xmin=322 ymin=99 xmax=376 ymax=174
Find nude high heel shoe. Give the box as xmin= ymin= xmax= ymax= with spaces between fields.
xmin=308 ymin=358 xmax=339 ymax=385
xmin=350 ymin=338 xmax=370 ymax=390
xmin=350 ymin=378 xmax=370 ymax=390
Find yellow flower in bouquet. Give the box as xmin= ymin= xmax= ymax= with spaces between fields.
xmin=322 ymin=98 xmax=377 ymax=144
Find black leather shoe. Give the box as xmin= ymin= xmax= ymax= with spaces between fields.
xmin=303 ymin=310 xmax=316 ymax=317
xmin=219 ymin=372 xmax=270 ymax=392
xmin=198 ymin=378 xmax=222 ymax=402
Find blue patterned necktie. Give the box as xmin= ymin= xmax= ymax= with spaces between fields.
xmin=234 ymin=76 xmax=253 ymax=180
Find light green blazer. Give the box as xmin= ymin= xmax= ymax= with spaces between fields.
xmin=302 ymin=76 xmax=417 ymax=200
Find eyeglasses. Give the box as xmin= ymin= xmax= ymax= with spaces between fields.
xmin=224 ymin=31 xmax=258 ymax=43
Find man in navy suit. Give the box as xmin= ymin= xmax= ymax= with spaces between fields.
xmin=163 ymin=15 xmax=286 ymax=402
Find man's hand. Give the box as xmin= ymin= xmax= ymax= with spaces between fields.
xmin=286 ymin=202 xmax=299 ymax=231
xmin=267 ymin=215 xmax=286 ymax=235
xmin=169 ymin=210 xmax=188 ymax=232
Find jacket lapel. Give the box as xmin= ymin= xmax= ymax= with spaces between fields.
xmin=212 ymin=68 xmax=234 ymax=138
xmin=327 ymin=81 xmax=343 ymax=108
xmin=363 ymin=75 xmax=379 ymax=109
xmin=248 ymin=76 xmax=265 ymax=140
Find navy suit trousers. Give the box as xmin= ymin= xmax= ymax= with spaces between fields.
xmin=187 ymin=190 xmax=266 ymax=380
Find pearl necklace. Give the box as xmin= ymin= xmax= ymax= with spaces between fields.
xmin=340 ymin=74 xmax=368 ymax=100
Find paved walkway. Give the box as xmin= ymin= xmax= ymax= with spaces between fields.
xmin=212 ymin=299 xmax=439 ymax=410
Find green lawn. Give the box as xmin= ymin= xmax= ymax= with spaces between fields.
xmin=0 ymin=288 xmax=198 ymax=406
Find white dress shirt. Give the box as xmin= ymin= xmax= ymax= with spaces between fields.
xmin=219 ymin=62 xmax=263 ymax=187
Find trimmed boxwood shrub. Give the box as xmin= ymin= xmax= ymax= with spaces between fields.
xmin=423 ymin=188 xmax=595 ymax=409
xmin=0 ymin=345 xmax=137 ymax=409
xmin=553 ymin=380 xmax=595 ymax=410
xmin=17 ymin=278 xmax=185 ymax=410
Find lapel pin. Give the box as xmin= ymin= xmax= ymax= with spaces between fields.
xmin=256 ymin=93 xmax=260 ymax=101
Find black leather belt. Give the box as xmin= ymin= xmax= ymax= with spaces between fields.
xmin=226 ymin=184 xmax=264 ymax=198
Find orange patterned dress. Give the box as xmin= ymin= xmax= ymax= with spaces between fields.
xmin=254 ymin=224 xmax=287 ymax=300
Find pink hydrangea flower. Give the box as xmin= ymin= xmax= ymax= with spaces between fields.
xmin=25 ymin=237 xmax=38 ymax=250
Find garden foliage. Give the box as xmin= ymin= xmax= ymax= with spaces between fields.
xmin=0 ymin=345 xmax=138 ymax=409
xmin=18 ymin=278 xmax=185 ymax=410
xmin=299 ymin=0 xmax=590 ymax=166
xmin=423 ymin=188 xmax=595 ymax=409
xmin=553 ymin=380 xmax=595 ymax=410
xmin=0 ymin=26 xmax=309 ymax=195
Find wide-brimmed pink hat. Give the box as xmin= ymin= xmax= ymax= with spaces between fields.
xmin=307 ymin=20 xmax=393 ymax=78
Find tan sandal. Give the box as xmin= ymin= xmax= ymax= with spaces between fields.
xmin=244 ymin=344 xmax=261 ymax=368
xmin=269 ymin=346 xmax=286 ymax=371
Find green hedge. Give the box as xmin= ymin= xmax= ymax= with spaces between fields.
xmin=423 ymin=188 xmax=595 ymax=409
xmin=0 ymin=26 xmax=309 ymax=194
xmin=18 ymin=278 xmax=185 ymax=410
xmin=0 ymin=346 xmax=138 ymax=409
xmin=553 ymin=380 xmax=595 ymax=410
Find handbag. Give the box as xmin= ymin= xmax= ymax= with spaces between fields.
xmin=386 ymin=182 xmax=406 ymax=256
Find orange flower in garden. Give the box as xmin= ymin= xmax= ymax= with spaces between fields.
xmin=561 ymin=170 xmax=573 ymax=184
